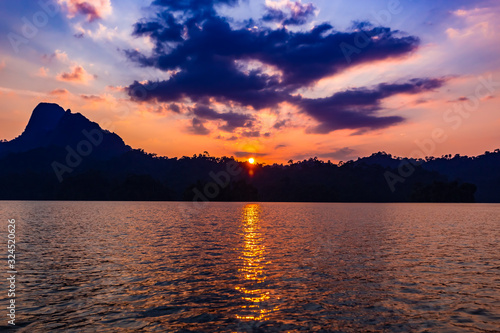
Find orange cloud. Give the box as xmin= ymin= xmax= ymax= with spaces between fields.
xmin=78 ymin=93 xmax=119 ymax=111
xmin=38 ymin=67 xmax=49 ymax=77
xmin=57 ymin=0 xmax=112 ymax=22
xmin=49 ymin=88 xmax=70 ymax=95
xmin=447 ymin=6 xmax=499 ymax=41
xmin=80 ymin=94 xmax=104 ymax=101
xmin=42 ymin=50 xmax=69 ymax=64
xmin=57 ymin=66 xmax=95 ymax=84
xmin=105 ymin=85 xmax=125 ymax=92
xmin=55 ymin=50 xmax=69 ymax=62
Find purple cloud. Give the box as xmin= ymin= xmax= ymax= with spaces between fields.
xmin=125 ymin=1 xmax=445 ymax=135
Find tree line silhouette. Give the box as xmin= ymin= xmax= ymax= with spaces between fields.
xmin=1 ymin=103 xmax=497 ymax=202
xmin=1 ymin=147 xmax=495 ymax=202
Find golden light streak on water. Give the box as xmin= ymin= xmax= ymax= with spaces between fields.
xmin=235 ymin=204 xmax=280 ymax=321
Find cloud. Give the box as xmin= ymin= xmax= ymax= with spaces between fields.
xmin=241 ymin=130 xmax=261 ymax=137
xmin=448 ymin=6 xmax=499 ymax=40
xmin=216 ymin=135 xmax=238 ymax=140
xmin=42 ymin=50 xmax=69 ymax=64
xmin=189 ymin=118 xmax=210 ymax=135
xmin=192 ymin=104 xmax=254 ymax=132
xmin=43 ymin=50 xmax=96 ymax=84
xmin=126 ymin=9 xmax=420 ymax=108
xmin=300 ymin=78 xmax=446 ymax=133
xmin=49 ymin=88 xmax=70 ymax=95
xmin=448 ymin=96 xmax=469 ymax=103
xmin=127 ymin=17 xmax=419 ymax=104
xmin=77 ymin=93 xmax=118 ymax=108
xmin=105 ymin=85 xmax=126 ymax=92
xmin=38 ymin=67 xmax=49 ymax=77
xmin=80 ymin=94 xmax=104 ymax=101
xmin=234 ymin=151 xmax=267 ymax=158
xmin=125 ymin=1 xmax=449 ymax=135
xmin=132 ymin=12 xmax=184 ymax=43
xmin=319 ymin=147 xmax=357 ymax=160
xmin=127 ymin=56 xmax=289 ymax=110
xmin=0 ymin=60 xmax=5 ymax=71
xmin=263 ymin=0 xmax=316 ymax=26
xmin=273 ymin=119 xmax=289 ymax=129
xmin=75 ymin=22 xmax=120 ymax=41
xmin=57 ymin=66 xmax=95 ymax=84
xmin=154 ymin=103 xmax=182 ymax=114
xmin=151 ymin=0 xmax=239 ymax=14
xmin=57 ymin=0 xmax=112 ymax=22
xmin=169 ymin=103 xmax=181 ymax=113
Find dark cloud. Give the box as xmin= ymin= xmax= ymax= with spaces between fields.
xmin=125 ymin=1 xmax=444 ymax=135
xmin=273 ymin=119 xmax=289 ymax=129
xmin=215 ymin=135 xmax=238 ymax=140
xmin=275 ymin=144 xmax=287 ymax=149
xmin=300 ymin=78 xmax=446 ymax=133
xmin=126 ymin=12 xmax=420 ymax=104
xmin=262 ymin=8 xmax=286 ymax=24
xmin=193 ymin=104 xmax=254 ymax=132
xmin=414 ymin=98 xmax=429 ymax=105
xmin=75 ymin=2 xmax=100 ymax=22
xmin=263 ymin=1 xmax=316 ymax=26
xmin=241 ymin=130 xmax=261 ymax=137
xmin=124 ymin=49 xmax=156 ymax=67
xmin=133 ymin=12 xmax=184 ymax=43
xmin=190 ymin=118 xmax=210 ymax=135
xmin=234 ymin=151 xmax=267 ymax=158
xmin=155 ymin=103 xmax=181 ymax=114
xmin=152 ymin=0 xmax=239 ymax=13
xmin=169 ymin=103 xmax=181 ymax=113
xmin=128 ymin=53 xmax=288 ymax=109
xmin=80 ymin=94 xmax=104 ymax=101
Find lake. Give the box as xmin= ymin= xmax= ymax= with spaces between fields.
xmin=1 ymin=202 xmax=499 ymax=332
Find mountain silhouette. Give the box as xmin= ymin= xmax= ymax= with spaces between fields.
xmin=0 ymin=102 xmax=131 ymax=159
xmin=0 ymin=103 xmax=498 ymax=202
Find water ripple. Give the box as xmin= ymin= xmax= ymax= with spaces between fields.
xmin=0 ymin=201 xmax=498 ymax=332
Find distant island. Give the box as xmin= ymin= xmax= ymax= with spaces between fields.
xmin=1 ymin=103 xmax=499 ymax=203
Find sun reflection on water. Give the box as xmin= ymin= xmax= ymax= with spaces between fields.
xmin=236 ymin=204 xmax=279 ymax=321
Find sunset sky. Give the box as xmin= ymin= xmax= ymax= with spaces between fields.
xmin=1 ymin=0 xmax=499 ymax=163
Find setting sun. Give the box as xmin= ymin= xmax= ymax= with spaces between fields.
xmin=248 ymin=158 xmax=255 ymax=165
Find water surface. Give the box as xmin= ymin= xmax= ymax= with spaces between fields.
xmin=0 ymin=202 xmax=499 ymax=332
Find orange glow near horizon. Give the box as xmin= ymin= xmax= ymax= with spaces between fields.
xmin=1 ymin=0 xmax=500 ymax=165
